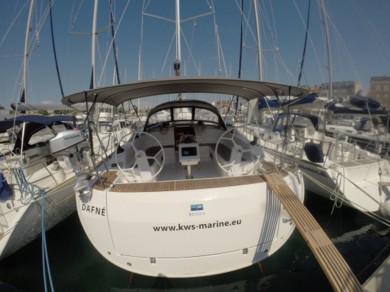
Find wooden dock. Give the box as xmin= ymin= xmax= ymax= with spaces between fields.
xmin=263 ymin=170 xmax=363 ymax=292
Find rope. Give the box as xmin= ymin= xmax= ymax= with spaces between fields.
xmin=40 ymin=189 xmax=55 ymax=292
xmin=330 ymin=170 xmax=344 ymax=213
xmin=11 ymin=167 xmax=36 ymax=204
xmin=10 ymin=167 xmax=56 ymax=290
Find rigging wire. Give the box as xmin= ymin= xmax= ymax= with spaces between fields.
xmin=297 ymin=0 xmax=311 ymax=86
xmin=97 ymin=0 xmax=132 ymax=86
xmin=49 ymin=0 xmax=64 ymax=97
xmin=68 ymin=0 xmax=85 ymax=33
xmin=109 ymin=0 xmax=121 ymax=85
xmin=0 ymin=1 xmax=29 ymax=48
xmin=322 ymin=12 xmax=363 ymax=86
xmin=234 ymin=0 xmax=244 ymax=115
xmin=346 ymin=0 xmax=390 ymax=71
xmin=211 ymin=0 xmax=227 ymax=77
xmin=226 ymin=0 xmax=245 ymax=118
xmin=237 ymin=0 xmax=244 ymax=80
xmin=292 ymin=0 xmax=326 ymax=86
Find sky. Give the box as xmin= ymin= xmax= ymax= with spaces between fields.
xmin=0 ymin=0 xmax=390 ymax=110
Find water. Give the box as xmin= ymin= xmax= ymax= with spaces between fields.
xmin=1 ymin=192 xmax=390 ymax=292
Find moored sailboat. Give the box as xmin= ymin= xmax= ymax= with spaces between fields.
xmin=0 ymin=115 xmax=87 ymax=260
xmin=251 ymin=108 xmax=390 ymax=226
xmin=59 ymin=76 xmax=306 ymax=277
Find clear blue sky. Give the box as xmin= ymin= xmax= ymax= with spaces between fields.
xmin=1 ymin=0 xmax=389 ymax=110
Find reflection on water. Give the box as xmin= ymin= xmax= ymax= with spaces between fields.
xmin=332 ymin=225 xmax=373 ymax=244
xmin=1 ymin=192 xmax=389 ymax=291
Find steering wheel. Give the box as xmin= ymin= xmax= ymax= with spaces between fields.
xmin=215 ymin=128 xmax=262 ymax=176
xmin=115 ymin=131 xmax=165 ymax=182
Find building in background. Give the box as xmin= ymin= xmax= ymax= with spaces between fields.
xmin=319 ymin=81 xmax=362 ymax=102
xmin=369 ymin=76 xmax=390 ymax=109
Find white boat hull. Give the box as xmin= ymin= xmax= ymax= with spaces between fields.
xmin=0 ymin=175 xmax=76 ymax=260
xmin=264 ymin=147 xmax=390 ymax=215
xmin=76 ymin=173 xmax=304 ymax=277
xmin=300 ymin=159 xmax=390 ymax=213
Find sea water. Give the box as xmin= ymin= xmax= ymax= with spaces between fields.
xmin=1 ymin=192 xmax=389 ymax=292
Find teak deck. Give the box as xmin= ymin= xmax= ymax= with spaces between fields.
xmin=94 ymin=170 xmax=264 ymax=192
xmin=93 ymin=161 xmax=280 ymax=192
xmin=263 ymin=171 xmax=363 ymax=292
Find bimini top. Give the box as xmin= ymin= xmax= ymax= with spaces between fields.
xmin=0 ymin=115 xmax=76 ymax=133
xmin=61 ymin=76 xmax=309 ymax=107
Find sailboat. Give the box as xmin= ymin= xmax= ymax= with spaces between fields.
xmin=60 ymin=77 xmax=306 ymax=277
xmin=0 ymin=0 xmax=77 ymax=260
xmin=0 ymin=115 xmax=88 ymax=260
xmin=54 ymin=0 xmax=308 ymax=277
xmin=324 ymin=97 xmax=390 ymax=157
xmin=248 ymin=104 xmax=390 ymax=228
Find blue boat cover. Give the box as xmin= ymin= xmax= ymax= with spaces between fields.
xmin=350 ymin=95 xmax=381 ymax=109
xmin=325 ymin=101 xmax=388 ymax=115
xmin=259 ymin=92 xmax=318 ymax=109
xmin=0 ymin=115 xmax=76 ymax=133
xmin=273 ymin=113 xmax=322 ymax=131
xmin=0 ymin=172 xmax=12 ymax=200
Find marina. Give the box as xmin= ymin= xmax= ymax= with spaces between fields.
xmin=1 ymin=1 xmax=390 ymax=291
xmin=2 ymin=80 xmax=389 ymax=290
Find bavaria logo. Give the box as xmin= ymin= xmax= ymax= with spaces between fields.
xmin=191 ymin=204 xmax=203 ymax=211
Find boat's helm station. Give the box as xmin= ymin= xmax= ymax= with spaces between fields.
xmin=115 ymin=131 xmax=166 ymax=182
xmin=110 ymin=119 xmax=267 ymax=183
xmin=178 ymin=134 xmax=200 ymax=179
xmin=215 ymin=127 xmax=264 ymax=176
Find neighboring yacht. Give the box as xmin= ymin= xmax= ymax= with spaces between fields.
xmin=254 ymin=112 xmax=390 ymax=225
xmin=59 ymin=77 xmax=306 ymax=277
xmin=324 ymin=98 xmax=390 ymax=157
xmin=0 ymin=115 xmax=87 ymax=260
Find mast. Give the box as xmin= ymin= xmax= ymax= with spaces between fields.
xmin=319 ymin=0 xmax=332 ymax=100
xmin=90 ymin=0 xmax=98 ymax=89
xmin=174 ymin=0 xmax=183 ymax=101
xmin=21 ymin=0 xmax=36 ymax=106
xmin=88 ymin=0 xmax=99 ymax=156
xmin=248 ymin=0 xmax=262 ymax=124
xmin=253 ymin=0 xmax=262 ymax=81
xmin=174 ymin=0 xmax=181 ymax=77
xmin=138 ymin=1 xmax=146 ymax=112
